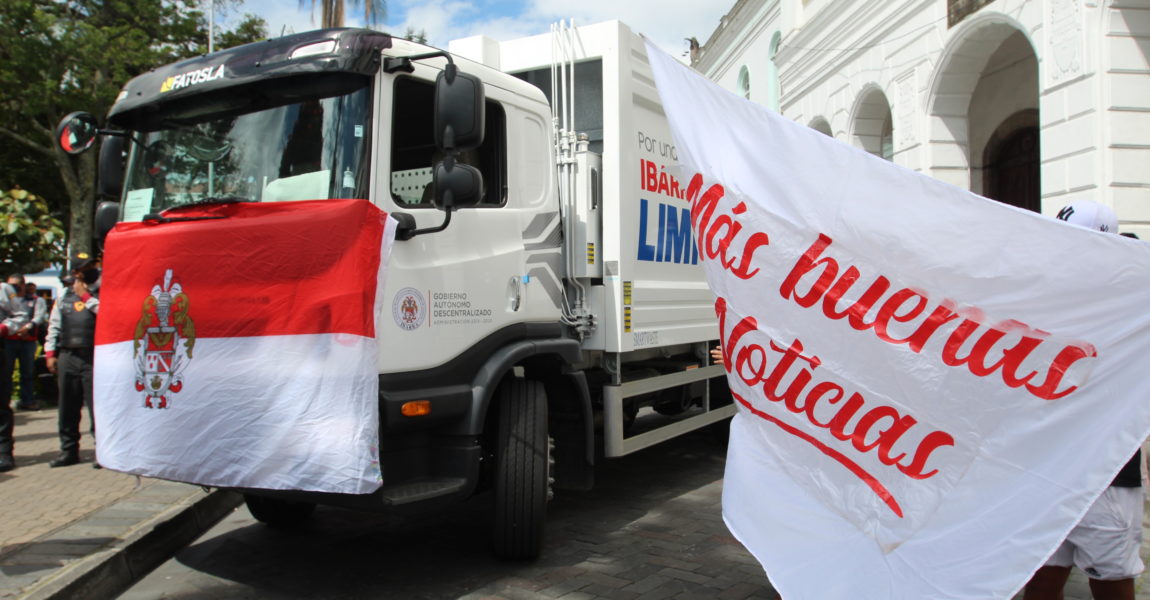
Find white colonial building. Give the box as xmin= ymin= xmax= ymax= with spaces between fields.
xmin=693 ymin=0 xmax=1150 ymax=235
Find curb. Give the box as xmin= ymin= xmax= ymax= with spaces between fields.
xmin=17 ymin=488 xmax=242 ymax=600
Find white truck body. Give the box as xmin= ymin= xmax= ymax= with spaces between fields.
xmin=446 ymin=21 xmax=717 ymax=355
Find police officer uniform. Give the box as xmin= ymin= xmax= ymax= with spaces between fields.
xmin=44 ymin=252 xmax=100 ymax=467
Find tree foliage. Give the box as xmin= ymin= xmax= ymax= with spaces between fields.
xmin=302 ymin=0 xmax=386 ymax=29
xmin=0 ymin=0 xmax=267 ymax=255
xmin=403 ymin=27 xmax=427 ymax=44
xmin=0 ymin=186 xmax=66 ymax=274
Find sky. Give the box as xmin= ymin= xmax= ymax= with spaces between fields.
xmin=224 ymin=0 xmax=731 ymax=62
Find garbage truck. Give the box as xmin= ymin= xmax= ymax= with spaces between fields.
xmin=55 ymin=20 xmax=732 ymax=559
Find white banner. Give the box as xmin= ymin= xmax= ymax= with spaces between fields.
xmin=645 ymin=40 xmax=1150 ymax=599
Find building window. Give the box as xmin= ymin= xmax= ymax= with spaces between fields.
xmin=881 ymin=113 xmax=893 ymax=161
xmin=852 ymin=88 xmax=894 ymax=161
xmin=767 ymin=32 xmax=782 ymax=112
xmin=737 ymin=66 xmax=751 ymax=100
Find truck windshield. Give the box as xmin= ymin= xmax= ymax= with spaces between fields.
xmin=120 ymin=85 xmax=371 ymax=221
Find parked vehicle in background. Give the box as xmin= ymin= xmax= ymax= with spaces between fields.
xmin=25 ymin=268 xmax=62 ymax=302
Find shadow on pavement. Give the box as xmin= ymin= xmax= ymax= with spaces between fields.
xmin=155 ymin=429 xmax=776 ymax=599
xmin=16 ymin=448 xmax=97 ymax=469
xmin=0 ymin=536 xmax=116 ymax=573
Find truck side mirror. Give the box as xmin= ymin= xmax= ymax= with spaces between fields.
xmin=434 ymin=64 xmax=485 ymax=151
xmin=94 ymin=201 xmax=120 ymax=251
xmin=55 ymin=112 xmax=100 ymax=155
xmin=433 ymin=156 xmax=484 ymax=210
xmin=394 ymin=155 xmax=484 ymax=241
xmin=98 ymin=135 xmax=128 ymax=199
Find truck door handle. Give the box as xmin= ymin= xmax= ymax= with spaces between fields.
xmin=508 ymin=276 xmax=522 ymax=311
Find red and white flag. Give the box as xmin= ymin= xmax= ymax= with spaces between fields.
xmin=94 ymin=199 xmax=395 ymax=494
xmin=646 ymin=40 xmax=1150 ymax=599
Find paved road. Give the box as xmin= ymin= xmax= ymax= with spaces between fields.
xmin=118 ymin=430 xmax=778 ymax=600
xmin=114 ymin=428 xmax=1150 ymax=600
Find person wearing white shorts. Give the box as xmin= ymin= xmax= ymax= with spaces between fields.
xmin=1024 ymin=201 xmax=1144 ymax=600
xmin=1024 ymin=485 xmax=1144 ymax=600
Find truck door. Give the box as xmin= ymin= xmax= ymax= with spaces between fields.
xmin=377 ymin=68 xmax=563 ymax=374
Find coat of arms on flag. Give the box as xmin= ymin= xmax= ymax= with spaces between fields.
xmin=133 ymin=269 xmax=195 ymax=409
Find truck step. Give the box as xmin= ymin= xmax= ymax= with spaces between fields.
xmin=380 ymin=478 xmax=468 ymax=505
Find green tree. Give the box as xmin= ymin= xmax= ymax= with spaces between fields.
xmin=403 ymin=27 xmax=427 ymax=44
xmin=0 ymin=0 xmax=266 ymax=256
xmin=302 ymin=0 xmax=386 ymax=29
xmin=0 ymin=186 xmax=65 ymax=273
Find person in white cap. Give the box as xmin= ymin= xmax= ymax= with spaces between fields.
xmin=1054 ymin=199 xmax=1119 ymax=233
xmin=1024 ymin=199 xmax=1139 ymax=600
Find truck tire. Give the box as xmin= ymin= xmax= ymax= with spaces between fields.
xmin=244 ymin=494 xmax=316 ymax=528
xmin=492 ymin=378 xmax=550 ymax=560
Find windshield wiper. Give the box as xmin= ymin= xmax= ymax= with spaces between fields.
xmin=176 ymin=195 xmax=252 ymax=208
xmin=143 ymin=196 xmax=253 ymax=223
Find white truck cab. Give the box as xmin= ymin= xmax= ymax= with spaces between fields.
xmin=56 ymin=21 xmax=732 ymax=560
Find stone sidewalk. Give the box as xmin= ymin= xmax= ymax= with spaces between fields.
xmin=0 ymin=408 xmax=238 ymax=599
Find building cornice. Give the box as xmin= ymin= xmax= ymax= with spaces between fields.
xmin=707 ymin=4 xmax=782 ymax=78
xmin=778 ymin=0 xmax=938 ymax=107
xmin=694 ymin=0 xmax=779 ymax=74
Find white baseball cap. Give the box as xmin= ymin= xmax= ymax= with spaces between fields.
xmin=1055 ymin=200 xmax=1118 ymax=234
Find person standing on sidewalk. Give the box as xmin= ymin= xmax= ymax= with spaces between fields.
xmin=44 ymin=252 xmax=101 ymax=468
xmin=0 ymin=276 xmax=32 ymax=473
xmin=3 ymin=275 xmax=48 ymax=411
xmin=1023 ymin=200 xmax=1142 ymax=600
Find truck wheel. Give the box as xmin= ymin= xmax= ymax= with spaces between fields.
xmin=244 ymin=494 xmax=315 ymax=528
xmin=492 ymin=378 xmax=550 ymax=560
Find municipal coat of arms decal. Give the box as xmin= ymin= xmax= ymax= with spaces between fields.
xmin=133 ymin=269 xmax=196 ymax=408
xmin=391 ymin=287 xmax=426 ymax=331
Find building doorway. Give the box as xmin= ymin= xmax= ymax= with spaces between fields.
xmin=983 ymin=110 xmax=1039 ymax=212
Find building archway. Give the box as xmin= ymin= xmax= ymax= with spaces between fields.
xmin=969 ymin=31 xmax=1039 ymax=209
xmin=851 ymin=86 xmax=894 ymax=160
xmin=927 ymin=16 xmax=1038 ymax=196
xmin=809 ymin=117 xmax=833 ymax=137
